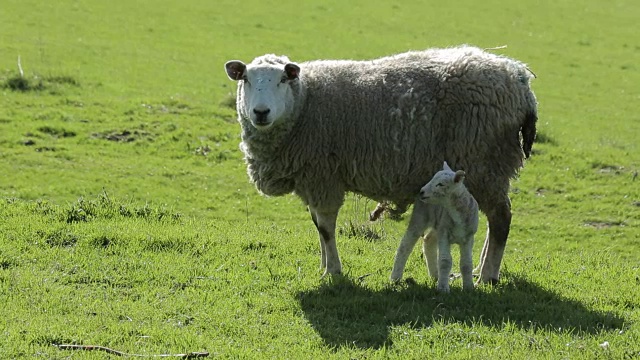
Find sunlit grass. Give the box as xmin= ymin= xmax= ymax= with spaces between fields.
xmin=0 ymin=0 xmax=639 ymax=358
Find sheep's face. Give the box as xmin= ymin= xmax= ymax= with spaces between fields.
xmin=420 ymin=162 xmax=465 ymax=205
xmin=225 ymin=59 xmax=300 ymax=130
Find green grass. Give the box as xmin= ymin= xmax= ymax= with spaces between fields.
xmin=1 ymin=0 xmax=639 ymax=358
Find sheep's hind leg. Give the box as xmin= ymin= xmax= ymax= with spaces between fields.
xmin=390 ymin=200 xmax=429 ymax=282
xmin=474 ymin=232 xmax=488 ymax=275
xmin=477 ymin=198 xmax=511 ymax=285
xmin=310 ymin=207 xmax=341 ymax=276
xmin=309 ymin=209 xmax=326 ymax=270
xmin=422 ymin=230 xmax=439 ymax=280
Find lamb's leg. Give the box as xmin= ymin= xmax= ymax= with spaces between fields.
xmin=477 ymin=198 xmax=511 ymax=285
xmin=310 ymin=207 xmax=341 ymax=276
xmin=390 ymin=200 xmax=429 ymax=282
xmin=460 ymin=238 xmax=474 ymax=291
xmin=437 ymin=231 xmax=452 ymax=293
xmin=421 ymin=230 xmax=439 ymax=280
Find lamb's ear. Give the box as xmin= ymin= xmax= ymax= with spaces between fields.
xmin=454 ymin=170 xmax=466 ymax=183
xmin=225 ymin=60 xmax=247 ymax=81
xmin=443 ymin=161 xmax=452 ymax=171
xmin=284 ymin=63 xmax=300 ymax=80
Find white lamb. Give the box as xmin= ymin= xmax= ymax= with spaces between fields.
xmin=390 ymin=161 xmax=479 ymax=292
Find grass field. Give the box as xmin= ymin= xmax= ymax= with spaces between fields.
xmin=1 ymin=0 xmax=639 ymax=358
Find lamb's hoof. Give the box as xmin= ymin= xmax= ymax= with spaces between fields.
xmin=404 ymin=277 xmax=418 ymax=286
xmin=436 ymin=285 xmax=451 ymax=294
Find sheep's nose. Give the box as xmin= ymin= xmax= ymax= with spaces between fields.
xmin=253 ymin=108 xmax=271 ymax=116
xmin=419 ymin=190 xmax=426 ymax=198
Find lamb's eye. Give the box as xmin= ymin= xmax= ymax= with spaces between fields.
xmin=436 ymin=183 xmax=444 ymax=187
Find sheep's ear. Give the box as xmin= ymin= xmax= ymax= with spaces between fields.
xmin=443 ymin=161 xmax=452 ymax=171
xmin=284 ymin=63 xmax=300 ymax=80
xmin=225 ymin=61 xmax=247 ymax=81
xmin=454 ymin=170 xmax=465 ymax=183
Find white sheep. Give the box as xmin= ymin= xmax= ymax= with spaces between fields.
xmin=390 ymin=162 xmax=479 ymax=292
xmin=224 ymin=46 xmax=537 ymax=282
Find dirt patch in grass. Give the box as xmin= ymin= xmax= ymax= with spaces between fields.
xmin=584 ymin=220 xmax=625 ymax=229
xmin=92 ymin=129 xmax=152 ymax=142
xmin=591 ymin=162 xmax=624 ymax=174
xmin=37 ymin=126 xmax=77 ymax=138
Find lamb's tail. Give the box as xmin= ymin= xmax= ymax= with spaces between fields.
xmin=521 ymin=109 xmax=538 ymax=159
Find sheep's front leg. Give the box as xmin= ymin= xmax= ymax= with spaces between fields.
xmin=309 ymin=207 xmax=341 ymax=276
xmin=422 ymin=230 xmax=439 ymax=280
xmin=437 ymin=231 xmax=452 ymax=293
xmin=390 ymin=200 xmax=429 ymax=282
xmin=460 ymin=237 xmax=474 ymax=291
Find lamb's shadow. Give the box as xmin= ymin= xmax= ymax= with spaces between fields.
xmin=297 ymin=274 xmax=624 ymax=350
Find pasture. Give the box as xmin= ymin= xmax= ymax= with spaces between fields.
xmin=1 ymin=0 xmax=639 ymax=358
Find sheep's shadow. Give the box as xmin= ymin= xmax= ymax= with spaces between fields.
xmin=296 ymin=274 xmax=624 ymax=350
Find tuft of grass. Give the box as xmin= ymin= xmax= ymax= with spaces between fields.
xmin=4 ymin=74 xmax=43 ymax=91
xmin=60 ymin=194 xmax=182 ymax=224
xmin=1 ymin=72 xmax=80 ymax=92
xmin=339 ymin=220 xmax=385 ymax=241
xmin=219 ymin=93 xmax=237 ymax=109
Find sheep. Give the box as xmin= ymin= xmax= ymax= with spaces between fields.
xmin=223 ymin=45 xmax=537 ymax=282
xmin=390 ymin=161 xmax=479 ymax=292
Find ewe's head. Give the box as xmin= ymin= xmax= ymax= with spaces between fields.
xmin=225 ymin=55 xmax=300 ymax=131
xmin=420 ymin=161 xmax=466 ymax=204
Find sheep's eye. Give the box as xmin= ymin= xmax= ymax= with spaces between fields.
xmin=436 ymin=183 xmax=444 ymax=187
xmin=280 ymin=77 xmax=287 ymax=84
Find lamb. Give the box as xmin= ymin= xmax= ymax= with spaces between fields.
xmin=223 ymin=45 xmax=537 ymax=283
xmin=390 ymin=162 xmax=479 ymax=292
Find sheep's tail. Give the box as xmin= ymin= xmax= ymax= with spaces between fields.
xmin=521 ymin=109 xmax=538 ymax=159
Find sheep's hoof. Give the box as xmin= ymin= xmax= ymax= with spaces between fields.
xmin=436 ymin=285 xmax=451 ymax=293
xmin=321 ymin=269 xmax=342 ymax=279
xmin=476 ymin=277 xmax=499 ymax=286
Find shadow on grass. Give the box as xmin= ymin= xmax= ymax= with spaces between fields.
xmin=297 ymin=273 xmax=624 ymax=350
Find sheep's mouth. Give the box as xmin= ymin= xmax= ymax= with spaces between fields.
xmin=252 ymin=119 xmax=273 ymax=130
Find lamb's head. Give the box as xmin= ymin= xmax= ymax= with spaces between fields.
xmin=420 ymin=161 xmax=466 ymax=205
xmin=225 ymin=55 xmax=300 ymax=130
